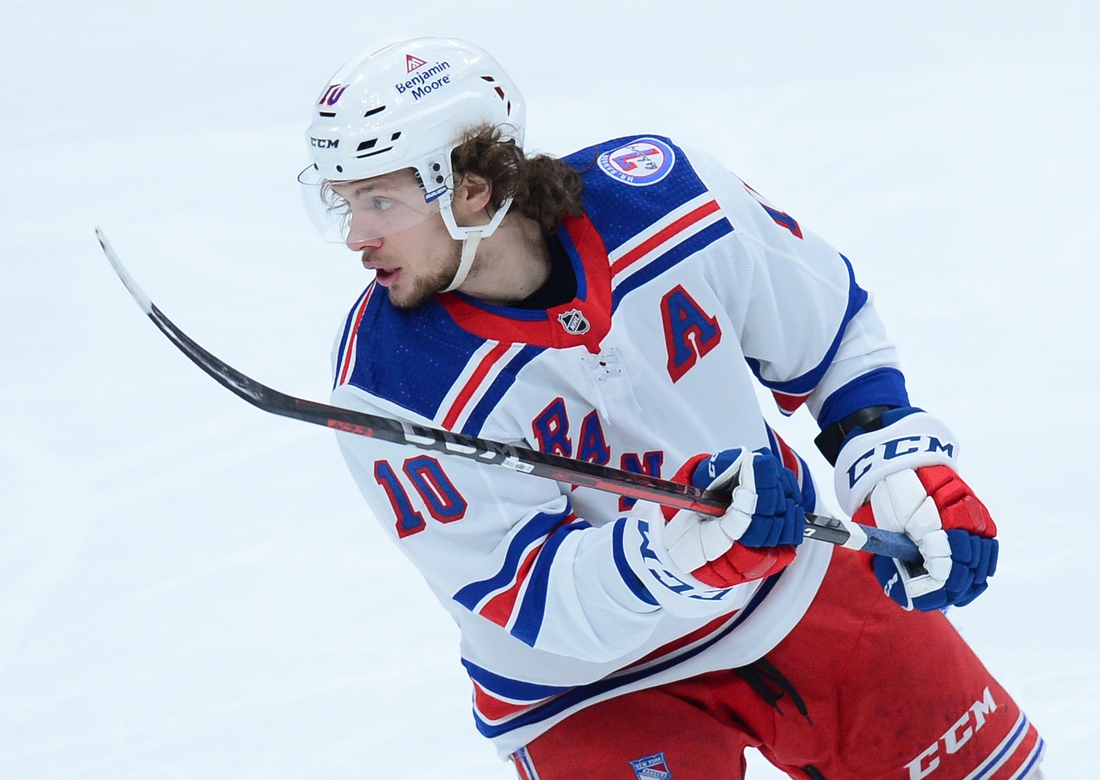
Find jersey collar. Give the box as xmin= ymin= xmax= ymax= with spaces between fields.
xmin=435 ymin=214 xmax=612 ymax=353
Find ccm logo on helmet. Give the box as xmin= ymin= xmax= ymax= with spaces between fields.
xmin=310 ymin=138 xmax=339 ymax=149
xmin=394 ymin=60 xmax=452 ymax=101
xmin=906 ymin=688 xmax=997 ymax=780
xmin=846 ymin=434 xmax=955 ymax=490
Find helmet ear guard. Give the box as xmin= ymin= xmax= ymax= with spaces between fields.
xmin=415 ymin=151 xmax=453 ymax=204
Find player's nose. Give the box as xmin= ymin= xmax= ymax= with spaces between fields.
xmin=346 ymin=234 xmax=383 ymax=252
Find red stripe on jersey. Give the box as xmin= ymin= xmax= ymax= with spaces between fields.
xmin=770 ymin=430 xmax=803 ymax=483
xmin=479 ymin=543 xmax=542 ymax=628
xmin=477 ymin=513 xmax=578 ymax=628
xmin=771 ymin=389 xmax=809 ymax=415
xmin=510 ymin=748 xmax=538 ymax=780
xmin=474 ymin=681 xmax=545 ymax=722
xmin=510 ymin=754 xmax=530 ymax=780
xmin=336 ymin=284 xmax=375 ymax=387
xmin=624 ymin=610 xmax=742 ymax=670
xmin=441 ymin=342 xmax=511 ymax=429
xmin=610 ymin=200 xmax=720 ymax=278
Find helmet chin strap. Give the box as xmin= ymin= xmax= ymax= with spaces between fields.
xmin=443 ymin=229 xmax=482 ymax=292
xmin=439 ymin=196 xmax=514 ymax=293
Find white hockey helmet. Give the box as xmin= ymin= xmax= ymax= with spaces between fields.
xmin=302 ymin=37 xmax=526 ymax=290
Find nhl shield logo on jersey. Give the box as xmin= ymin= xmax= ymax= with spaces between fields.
xmin=629 ymin=752 xmax=672 ymax=780
xmin=598 ymin=138 xmax=676 ymax=186
xmin=557 ymin=308 xmax=591 ymax=335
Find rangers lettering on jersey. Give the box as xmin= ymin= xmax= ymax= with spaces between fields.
xmin=620 ymin=451 xmax=664 ymax=511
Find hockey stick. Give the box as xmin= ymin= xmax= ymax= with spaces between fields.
xmin=96 ymin=228 xmax=920 ymax=563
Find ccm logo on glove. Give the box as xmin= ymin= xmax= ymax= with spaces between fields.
xmin=833 ymin=409 xmax=960 ymax=515
xmin=846 ymin=434 xmax=955 ymax=490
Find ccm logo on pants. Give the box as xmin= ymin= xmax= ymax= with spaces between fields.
xmin=907 ymin=687 xmax=997 ymax=780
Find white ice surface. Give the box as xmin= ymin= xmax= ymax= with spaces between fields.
xmin=1 ymin=2 xmax=1097 ymax=778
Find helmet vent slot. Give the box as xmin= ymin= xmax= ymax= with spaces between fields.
xmin=391 ymin=132 xmax=401 ymax=141
xmin=479 ymin=76 xmax=507 ymax=102
xmin=319 ymin=111 xmax=336 ymax=118
xmin=357 ymin=146 xmax=394 ymax=159
xmin=357 ymin=139 xmax=378 ymax=151
xmin=364 ymin=105 xmax=386 ymax=118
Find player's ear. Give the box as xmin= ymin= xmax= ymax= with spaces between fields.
xmin=454 ymin=173 xmax=493 ymax=219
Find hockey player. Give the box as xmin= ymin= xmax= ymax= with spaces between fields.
xmin=301 ymin=37 xmax=1044 ymax=779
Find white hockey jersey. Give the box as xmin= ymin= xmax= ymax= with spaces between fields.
xmin=329 ymin=136 xmax=910 ymax=756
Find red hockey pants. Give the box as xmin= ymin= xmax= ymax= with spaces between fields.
xmin=511 ymin=548 xmax=1043 ymax=780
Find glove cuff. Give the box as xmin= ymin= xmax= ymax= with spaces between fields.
xmin=833 ymin=408 xmax=959 ymax=515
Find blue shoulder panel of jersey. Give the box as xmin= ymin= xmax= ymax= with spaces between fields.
xmin=563 ymin=135 xmax=711 ymax=255
xmin=339 ymin=288 xmax=489 ymax=422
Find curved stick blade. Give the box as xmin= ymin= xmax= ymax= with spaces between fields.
xmin=96 ymin=228 xmax=153 ymax=314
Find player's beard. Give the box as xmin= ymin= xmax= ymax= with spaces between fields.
xmin=387 ymin=241 xmax=461 ymax=310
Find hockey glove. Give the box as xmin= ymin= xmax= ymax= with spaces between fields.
xmin=834 ymin=408 xmax=998 ymax=611
xmin=662 ymin=449 xmax=804 ymax=588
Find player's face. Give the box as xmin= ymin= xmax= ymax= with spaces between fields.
xmin=333 ymin=170 xmax=460 ymax=310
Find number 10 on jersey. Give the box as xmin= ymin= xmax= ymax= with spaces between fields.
xmin=373 ymin=456 xmax=469 ymax=538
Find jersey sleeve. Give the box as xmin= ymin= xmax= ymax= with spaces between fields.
xmin=687 ymin=148 xmax=911 ymax=427
xmin=330 ymin=383 xmax=759 ymax=664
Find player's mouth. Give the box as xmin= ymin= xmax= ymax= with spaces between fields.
xmin=365 ymin=261 xmax=401 ymax=287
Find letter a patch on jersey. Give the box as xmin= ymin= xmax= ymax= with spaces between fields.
xmin=661 ymin=285 xmax=722 ymax=383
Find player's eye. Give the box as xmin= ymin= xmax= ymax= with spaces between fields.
xmin=372 ymin=197 xmax=395 ymax=211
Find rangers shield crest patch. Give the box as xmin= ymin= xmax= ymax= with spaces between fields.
xmin=629 ymin=752 xmax=672 ymax=780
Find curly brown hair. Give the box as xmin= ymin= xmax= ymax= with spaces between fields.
xmin=450 ymin=124 xmax=585 ymax=236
